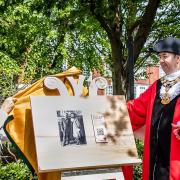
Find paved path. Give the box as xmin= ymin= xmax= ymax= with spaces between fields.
xmin=62 ymin=168 xmax=124 ymax=180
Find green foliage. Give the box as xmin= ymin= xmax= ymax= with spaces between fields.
xmin=0 ymin=52 xmax=20 ymax=101
xmin=0 ymin=142 xmax=31 ymax=179
xmin=0 ymin=0 xmax=111 ymax=101
xmin=133 ymin=139 xmax=144 ymax=180
xmin=0 ymin=0 xmax=179 ymax=97
xmin=0 ymin=160 xmax=31 ymax=180
xmin=134 ymin=164 xmax=142 ymax=180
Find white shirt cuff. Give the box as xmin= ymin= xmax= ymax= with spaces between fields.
xmin=0 ymin=109 xmax=8 ymax=128
xmin=0 ymin=109 xmax=8 ymax=138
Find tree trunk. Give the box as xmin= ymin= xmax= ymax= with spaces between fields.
xmin=127 ymin=36 xmax=134 ymax=100
xmin=110 ymin=37 xmax=126 ymax=95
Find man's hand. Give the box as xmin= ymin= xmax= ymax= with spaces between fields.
xmin=1 ymin=97 xmax=16 ymax=114
xmin=172 ymin=121 xmax=180 ymax=140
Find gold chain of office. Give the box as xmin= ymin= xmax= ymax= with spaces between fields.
xmin=160 ymin=76 xmax=180 ymax=104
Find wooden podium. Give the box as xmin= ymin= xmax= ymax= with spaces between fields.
xmin=30 ymin=95 xmax=141 ymax=179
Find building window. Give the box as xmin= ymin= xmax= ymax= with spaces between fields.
xmin=134 ymin=84 xmax=148 ymax=98
xmin=139 ymin=86 xmax=146 ymax=93
xmin=134 ymin=86 xmax=137 ymax=98
xmin=106 ymin=85 xmax=113 ymax=95
xmin=139 ymin=86 xmax=146 ymax=94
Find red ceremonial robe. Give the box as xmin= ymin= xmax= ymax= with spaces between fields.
xmin=124 ymin=81 xmax=180 ymax=180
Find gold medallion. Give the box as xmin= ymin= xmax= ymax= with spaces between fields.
xmin=160 ymin=76 xmax=180 ymax=105
xmin=161 ymin=92 xmax=171 ymax=105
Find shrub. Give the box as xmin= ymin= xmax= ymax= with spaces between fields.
xmin=0 ymin=160 xmax=31 ymax=180
xmin=133 ymin=139 xmax=144 ymax=180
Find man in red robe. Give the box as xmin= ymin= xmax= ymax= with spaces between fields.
xmin=125 ymin=37 xmax=180 ymax=180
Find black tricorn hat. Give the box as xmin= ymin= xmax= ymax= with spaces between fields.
xmin=153 ymin=37 xmax=180 ymax=55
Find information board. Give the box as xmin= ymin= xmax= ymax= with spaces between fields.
xmin=30 ymin=95 xmax=141 ymax=172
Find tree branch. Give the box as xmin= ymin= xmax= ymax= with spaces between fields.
xmin=133 ymin=0 xmax=161 ymax=63
xmin=128 ymin=19 xmax=141 ymax=36
xmin=87 ymin=1 xmax=112 ymax=36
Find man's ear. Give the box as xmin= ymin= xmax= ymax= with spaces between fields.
xmin=177 ymin=55 xmax=180 ymax=70
xmin=176 ymin=55 xmax=180 ymax=63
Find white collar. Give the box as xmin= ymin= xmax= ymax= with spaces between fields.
xmin=164 ymin=70 xmax=180 ymax=81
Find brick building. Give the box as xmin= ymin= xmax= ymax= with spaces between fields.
xmin=91 ymin=65 xmax=164 ymax=97
xmin=134 ymin=65 xmax=163 ymax=98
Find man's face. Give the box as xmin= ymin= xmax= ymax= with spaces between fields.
xmin=159 ymin=52 xmax=180 ymax=75
xmin=70 ymin=113 xmax=75 ymax=118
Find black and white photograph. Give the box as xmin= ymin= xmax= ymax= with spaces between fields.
xmin=57 ymin=110 xmax=87 ymax=146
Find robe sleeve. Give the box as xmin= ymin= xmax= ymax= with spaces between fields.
xmin=127 ymin=84 xmax=154 ymax=131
